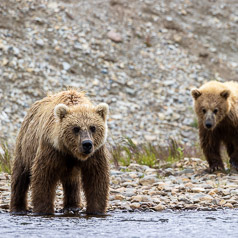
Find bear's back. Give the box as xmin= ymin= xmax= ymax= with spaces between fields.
xmin=224 ymin=81 xmax=238 ymax=96
xmin=49 ymin=90 xmax=91 ymax=107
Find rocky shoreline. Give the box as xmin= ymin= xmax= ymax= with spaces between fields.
xmin=1 ymin=0 xmax=238 ymax=148
xmin=1 ymin=158 xmax=238 ymax=213
xmin=0 ymin=0 xmax=238 ymax=215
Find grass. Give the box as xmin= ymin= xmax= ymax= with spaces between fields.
xmin=111 ymin=137 xmax=202 ymax=168
xmin=0 ymin=137 xmax=203 ymax=174
xmin=0 ymin=141 xmax=12 ymax=174
xmin=190 ymin=118 xmax=198 ymax=128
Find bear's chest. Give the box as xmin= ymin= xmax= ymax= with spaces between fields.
xmin=63 ymin=155 xmax=81 ymax=173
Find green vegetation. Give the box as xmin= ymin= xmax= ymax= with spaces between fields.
xmin=111 ymin=137 xmax=202 ymax=168
xmin=0 ymin=137 xmax=203 ymax=174
xmin=0 ymin=141 xmax=12 ymax=174
xmin=190 ymin=118 xmax=198 ymax=128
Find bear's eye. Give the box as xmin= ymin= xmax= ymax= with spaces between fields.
xmin=213 ymin=108 xmax=218 ymax=114
xmin=73 ymin=126 xmax=80 ymax=133
xmin=202 ymin=108 xmax=206 ymax=114
xmin=90 ymin=126 xmax=96 ymax=133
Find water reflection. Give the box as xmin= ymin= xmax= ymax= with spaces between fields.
xmin=1 ymin=210 xmax=238 ymax=238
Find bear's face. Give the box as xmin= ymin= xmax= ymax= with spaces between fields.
xmin=54 ymin=103 xmax=109 ymax=160
xmin=191 ymin=88 xmax=231 ymax=130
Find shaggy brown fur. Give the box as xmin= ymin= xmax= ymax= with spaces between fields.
xmin=191 ymin=81 xmax=238 ymax=172
xmin=10 ymin=90 xmax=110 ymax=215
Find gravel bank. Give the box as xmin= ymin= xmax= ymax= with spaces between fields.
xmin=0 ymin=0 xmax=238 ymax=147
xmin=1 ymin=158 xmax=238 ymax=213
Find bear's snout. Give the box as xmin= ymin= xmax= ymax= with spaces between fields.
xmin=204 ymin=111 xmax=215 ymax=130
xmin=82 ymin=140 xmax=93 ymax=154
xmin=205 ymin=121 xmax=213 ymax=129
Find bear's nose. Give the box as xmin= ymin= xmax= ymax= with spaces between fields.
xmin=82 ymin=140 xmax=93 ymax=154
xmin=205 ymin=122 xmax=212 ymax=129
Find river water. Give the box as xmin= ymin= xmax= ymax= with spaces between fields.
xmin=1 ymin=209 xmax=238 ymax=238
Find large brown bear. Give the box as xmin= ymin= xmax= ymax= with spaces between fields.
xmin=191 ymin=81 xmax=238 ymax=172
xmin=10 ymin=90 xmax=110 ymax=215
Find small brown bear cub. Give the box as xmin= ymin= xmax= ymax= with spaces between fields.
xmin=191 ymin=81 xmax=238 ymax=173
xmin=10 ymin=90 xmax=110 ymax=215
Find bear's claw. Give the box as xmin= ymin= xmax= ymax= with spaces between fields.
xmin=63 ymin=207 xmax=81 ymax=215
xmin=209 ymin=165 xmax=225 ymax=173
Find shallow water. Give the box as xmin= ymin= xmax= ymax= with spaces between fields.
xmin=1 ymin=209 xmax=238 ymax=238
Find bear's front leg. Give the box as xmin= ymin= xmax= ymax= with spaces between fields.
xmin=31 ymin=145 xmax=60 ymax=215
xmin=61 ymin=174 xmax=81 ymax=214
xmin=81 ymin=146 xmax=109 ymax=215
xmin=200 ymin=132 xmax=224 ymax=172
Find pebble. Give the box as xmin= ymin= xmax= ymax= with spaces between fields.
xmin=139 ymin=176 xmax=159 ymax=186
xmin=191 ymin=187 xmax=206 ymax=193
xmin=107 ymin=31 xmax=122 ymax=43
xmin=1 ymin=157 xmax=238 ymax=213
xmin=35 ymin=39 xmax=44 ymax=47
xmin=153 ymin=204 xmax=166 ymax=211
xmin=62 ymin=62 xmax=71 ymax=71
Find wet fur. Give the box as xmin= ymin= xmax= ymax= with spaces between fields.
xmin=192 ymin=81 xmax=238 ymax=172
xmin=10 ymin=90 xmax=110 ymax=215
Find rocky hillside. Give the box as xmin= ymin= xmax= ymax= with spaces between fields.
xmin=0 ymin=0 xmax=237 ymax=147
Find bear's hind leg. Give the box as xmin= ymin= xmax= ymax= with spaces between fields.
xmin=61 ymin=175 xmax=81 ymax=214
xmin=227 ymin=142 xmax=238 ymax=170
xmin=10 ymin=160 xmax=30 ymax=215
xmin=81 ymin=146 xmax=109 ymax=215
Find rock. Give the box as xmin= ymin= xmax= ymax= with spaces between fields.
xmin=219 ymin=199 xmax=226 ymax=206
xmin=144 ymin=135 xmax=157 ymax=141
xmin=36 ymin=39 xmax=44 ymax=47
xmin=224 ymin=203 xmax=233 ymax=208
xmin=130 ymin=203 xmax=140 ymax=209
xmin=123 ymin=191 xmax=135 ymax=197
xmin=127 ymin=164 xmax=144 ymax=172
xmin=62 ymin=62 xmax=71 ymax=71
xmin=139 ymin=176 xmax=159 ymax=186
xmin=107 ymin=31 xmax=122 ymax=43
xmin=0 ymin=204 xmax=9 ymax=209
xmin=192 ymin=187 xmax=206 ymax=193
xmin=230 ymin=190 xmax=238 ymax=196
xmin=120 ymin=202 xmax=131 ymax=210
xmin=141 ymin=195 xmax=152 ymax=202
xmin=153 ymin=204 xmax=166 ymax=211
xmin=173 ymin=34 xmax=182 ymax=43
xmin=0 ymin=186 xmax=10 ymax=192
xmin=0 ymin=174 xmax=7 ymax=180
xmin=110 ymin=188 xmax=121 ymax=194
xmin=178 ymin=169 xmax=194 ymax=175
xmin=131 ymin=195 xmax=143 ymax=202
xmin=114 ymin=194 xmax=125 ymax=201
xmin=164 ymin=168 xmax=174 ymax=176
xmin=199 ymin=195 xmax=214 ymax=202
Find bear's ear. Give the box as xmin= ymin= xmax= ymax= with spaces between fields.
xmin=95 ymin=103 xmax=109 ymax=121
xmin=54 ymin=104 xmax=69 ymax=120
xmin=220 ymin=90 xmax=230 ymax=99
xmin=191 ymin=88 xmax=202 ymax=100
